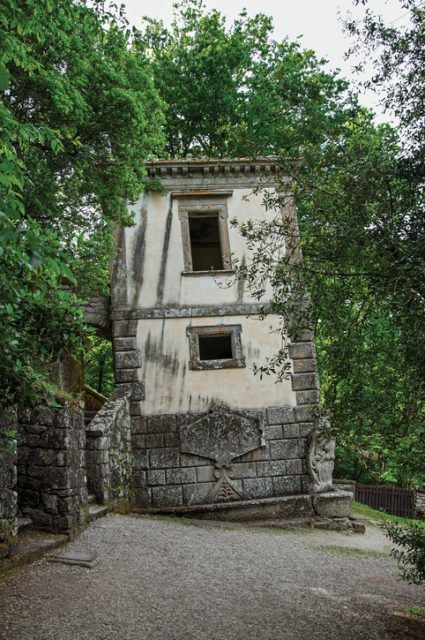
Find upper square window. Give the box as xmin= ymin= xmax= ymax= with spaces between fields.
xmin=178 ymin=195 xmax=232 ymax=273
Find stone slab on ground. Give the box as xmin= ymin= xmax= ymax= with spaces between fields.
xmin=0 ymin=514 xmax=423 ymax=640
xmin=49 ymin=550 xmax=98 ymax=569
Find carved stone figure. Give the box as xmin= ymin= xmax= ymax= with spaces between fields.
xmin=307 ymin=416 xmax=336 ymax=493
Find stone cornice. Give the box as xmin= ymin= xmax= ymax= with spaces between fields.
xmin=146 ymin=158 xmax=289 ymax=189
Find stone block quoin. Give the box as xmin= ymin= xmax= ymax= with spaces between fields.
xmin=288 ymin=331 xmax=321 ymax=411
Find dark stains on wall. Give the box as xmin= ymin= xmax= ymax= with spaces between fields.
xmin=111 ymin=228 xmax=128 ymax=307
xmin=143 ymin=325 xmax=180 ymax=376
xmin=246 ymin=342 xmax=261 ymax=361
xmin=131 ymin=199 xmax=147 ymax=307
xmin=237 ymin=255 xmax=246 ymax=303
xmin=156 ymin=198 xmax=173 ymax=305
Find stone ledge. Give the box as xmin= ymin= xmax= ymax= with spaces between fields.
xmin=0 ymin=530 xmax=68 ymax=574
xmin=111 ymin=303 xmax=269 ymax=321
xmin=132 ymin=491 xmax=355 ymax=528
xmin=133 ymin=493 xmax=314 ymax=522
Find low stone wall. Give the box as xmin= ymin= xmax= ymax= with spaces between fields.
xmin=85 ymin=387 xmax=133 ymax=506
xmin=17 ymin=400 xmax=88 ymax=534
xmin=0 ymin=409 xmax=18 ymax=542
xmin=132 ymin=404 xmax=316 ymax=509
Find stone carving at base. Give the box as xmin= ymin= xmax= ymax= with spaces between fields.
xmin=180 ymin=403 xmax=262 ymax=503
xmin=307 ymin=416 xmax=336 ymax=494
xmin=206 ymin=465 xmax=248 ymax=503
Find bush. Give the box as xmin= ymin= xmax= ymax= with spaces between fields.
xmin=383 ymin=521 xmax=425 ymax=586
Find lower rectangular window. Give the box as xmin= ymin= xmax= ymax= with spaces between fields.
xmin=187 ymin=325 xmax=245 ymax=370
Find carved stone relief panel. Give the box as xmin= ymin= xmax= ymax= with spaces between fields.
xmin=180 ymin=403 xmax=263 ymax=503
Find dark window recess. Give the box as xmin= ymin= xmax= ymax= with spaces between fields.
xmin=188 ymin=214 xmax=223 ymax=271
xmin=198 ymin=334 xmax=233 ymax=361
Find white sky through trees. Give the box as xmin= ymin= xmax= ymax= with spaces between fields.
xmin=122 ymin=0 xmax=410 ymax=121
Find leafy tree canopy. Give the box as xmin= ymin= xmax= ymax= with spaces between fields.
xmin=0 ymin=0 xmax=164 ymax=410
xmin=345 ymin=0 xmax=425 ymax=172
xmin=136 ymin=0 xmax=354 ymax=159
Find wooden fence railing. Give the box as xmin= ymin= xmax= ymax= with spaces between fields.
xmin=355 ymin=484 xmax=416 ymax=519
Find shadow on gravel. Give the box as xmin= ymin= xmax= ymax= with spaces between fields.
xmin=386 ymin=611 xmax=425 ymax=640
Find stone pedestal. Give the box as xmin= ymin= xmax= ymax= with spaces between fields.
xmin=312 ymin=490 xmax=353 ymax=518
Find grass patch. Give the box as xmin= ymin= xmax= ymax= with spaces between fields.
xmin=315 ymin=544 xmax=388 ymax=558
xmin=352 ymin=501 xmax=425 ymax=528
xmin=405 ymin=607 xmax=425 ymax=620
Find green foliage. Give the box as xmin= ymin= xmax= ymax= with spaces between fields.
xmin=383 ymin=521 xmax=425 ymax=585
xmin=137 ymin=0 xmax=352 ymax=159
xmin=345 ymin=0 xmax=425 ymax=171
xmin=238 ymin=114 xmax=425 ymax=486
xmin=83 ymin=337 xmax=114 ymax=397
xmin=0 ymin=0 xmax=164 ymax=411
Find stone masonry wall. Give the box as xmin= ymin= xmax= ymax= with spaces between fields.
xmin=131 ymin=404 xmax=316 ymax=508
xmin=85 ymin=386 xmax=133 ymax=506
xmin=17 ymin=400 xmax=88 ymax=534
xmin=0 ymin=409 xmax=18 ymax=542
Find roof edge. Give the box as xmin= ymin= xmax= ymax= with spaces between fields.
xmin=146 ymin=157 xmax=282 ymax=179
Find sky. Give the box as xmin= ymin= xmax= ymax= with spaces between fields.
xmin=121 ymin=0 xmax=409 ymax=120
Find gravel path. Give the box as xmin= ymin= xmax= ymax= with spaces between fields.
xmin=0 ymin=514 xmax=424 ymax=640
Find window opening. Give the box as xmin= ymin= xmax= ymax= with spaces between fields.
xmin=199 ymin=334 xmax=233 ymax=361
xmin=188 ymin=213 xmax=223 ymax=271
xmin=187 ymin=324 xmax=245 ymax=370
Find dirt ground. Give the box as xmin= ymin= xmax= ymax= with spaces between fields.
xmin=0 ymin=514 xmax=424 ymax=640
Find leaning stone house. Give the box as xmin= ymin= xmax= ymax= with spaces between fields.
xmin=101 ymin=158 xmax=350 ymax=519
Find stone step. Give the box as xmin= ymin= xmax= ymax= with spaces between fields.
xmin=87 ymin=494 xmax=96 ymax=505
xmin=84 ymin=410 xmax=98 ymax=426
xmin=88 ymin=504 xmax=108 ymax=523
xmin=17 ymin=517 xmax=33 ymax=532
xmin=0 ymin=532 xmax=68 ymax=572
